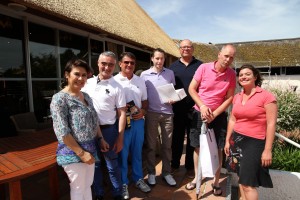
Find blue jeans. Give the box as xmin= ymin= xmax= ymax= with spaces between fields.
xmin=93 ymin=123 xmax=122 ymax=197
xmin=119 ymin=118 xmax=145 ymax=184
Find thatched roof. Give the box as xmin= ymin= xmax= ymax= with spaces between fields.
xmin=189 ymin=38 xmax=300 ymax=67
xmin=10 ymin=0 xmax=180 ymax=57
xmin=193 ymin=42 xmax=219 ymax=63
xmin=216 ymin=38 xmax=300 ymax=67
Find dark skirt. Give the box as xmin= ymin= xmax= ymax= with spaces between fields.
xmin=226 ymin=131 xmax=273 ymax=188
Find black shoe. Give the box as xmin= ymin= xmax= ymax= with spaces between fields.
xmin=95 ymin=196 xmax=104 ymax=200
xmin=171 ymin=167 xmax=179 ymax=175
xmin=114 ymin=195 xmax=123 ymax=200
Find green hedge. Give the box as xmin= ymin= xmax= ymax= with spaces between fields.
xmin=268 ymin=87 xmax=300 ymax=172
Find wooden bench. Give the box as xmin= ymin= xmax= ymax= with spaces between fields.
xmin=0 ymin=129 xmax=58 ymax=200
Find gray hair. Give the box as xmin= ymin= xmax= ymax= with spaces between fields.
xmin=99 ymin=51 xmax=117 ymax=61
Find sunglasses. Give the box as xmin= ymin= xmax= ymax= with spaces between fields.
xmin=123 ymin=61 xmax=135 ymax=65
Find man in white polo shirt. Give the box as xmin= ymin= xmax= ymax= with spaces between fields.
xmin=114 ymin=52 xmax=150 ymax=200
xmin=82 ymin=51 xmax=126 ymax=200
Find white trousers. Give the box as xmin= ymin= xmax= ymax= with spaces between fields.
xmin=63 ymin=162 xmax=95 ymax=200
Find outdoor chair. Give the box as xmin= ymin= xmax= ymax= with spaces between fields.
xmin=10 ymin=112 xmax=52 ymax=135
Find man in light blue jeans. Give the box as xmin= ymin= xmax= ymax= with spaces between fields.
xmin=114 ymin=52 xmax=150 ymax=200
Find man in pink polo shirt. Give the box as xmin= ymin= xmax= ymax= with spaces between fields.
xmin=187 ymin=44 xmax=236 ymax=195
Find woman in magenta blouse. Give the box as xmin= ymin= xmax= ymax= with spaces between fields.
xmin=224 ymin=64 xmax=277 ymax=200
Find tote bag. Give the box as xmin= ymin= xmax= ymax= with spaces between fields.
xmin=199 ymin=124 xmax=219 ymax=177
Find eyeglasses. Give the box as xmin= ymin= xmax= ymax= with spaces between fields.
xmin=123 ymin=61 xmax=135 ymax=65
xmin=100 ymin=62 xmax=115 ymax=67
xmin=180 ymin=46 xmax=193 ymax=49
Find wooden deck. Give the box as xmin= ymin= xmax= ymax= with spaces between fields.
xmin=2 ymin=135 xmax=230 ymax=200
xmin=0 ymin=129 xmax=58 ymax=200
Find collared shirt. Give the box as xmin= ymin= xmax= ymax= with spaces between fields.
xmin=169 ymin=57 xmax=202 ymax=112
xmin=140 ymin=67 xmax=175 ymax=114
xmin=114 ymin=73 xmax=147 ymax=108
xmin=82 ymin=76 xmax=126 ymax=125
xmin=232 ymin=86 xmax=276 ymax=140
xmin=193 ymin=61 xmax=236 ymax=111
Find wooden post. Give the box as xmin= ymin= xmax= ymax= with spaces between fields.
xmin=49 ymin=165 xmax=59 ymax=200
xmin=9 ymin=181 xmax=22 ymax=200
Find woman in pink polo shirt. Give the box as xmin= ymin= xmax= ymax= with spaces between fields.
xmin=224 ymin=64 xmax=277 ymax=200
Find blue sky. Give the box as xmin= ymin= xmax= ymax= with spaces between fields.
xmin=136 ymin=0 xmax=300 ymax=44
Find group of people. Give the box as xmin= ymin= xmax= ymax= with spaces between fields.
xmin=50 ymin=39 xmax=277 ymax=200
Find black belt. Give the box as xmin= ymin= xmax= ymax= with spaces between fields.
xmin=100 ymin=124 xmax=114 ymax=129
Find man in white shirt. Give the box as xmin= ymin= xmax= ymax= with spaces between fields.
xmin=82 ymin=51 xmax=126 ymax=200
xmin=114 ymin=52 xmax=150 ymax=200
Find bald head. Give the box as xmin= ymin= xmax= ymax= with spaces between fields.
xmin=220 ymin=44 xmax=236 ymax=55
xmin=217 ymin=44 xmax=236 ymax=70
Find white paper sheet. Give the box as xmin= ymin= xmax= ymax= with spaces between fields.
xmin=156 ymin=83 xmax=187 ymax=103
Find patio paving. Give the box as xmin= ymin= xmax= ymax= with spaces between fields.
xmin=4 ymin=138 xmax=229 ymax=200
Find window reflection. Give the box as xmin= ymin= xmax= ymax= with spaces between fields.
xmin=32 ymin=81 xmax=58 ymax=122
xmin=60 ymin=31 xmax=88 ymax=77
xmin=29 ymin=23 xmax=57 ymax=78
xmin=0 ymin=14 xmax=27 ymax=136
xmin=0 ymin=14 xmax=25 ymax=78
xmin=0 ymin=80 xmax=28 ymax=136
xmin=91 ymin=39 xmax=104 ymax=76
xmin=125 ymin=46 xmax=151 ymax=71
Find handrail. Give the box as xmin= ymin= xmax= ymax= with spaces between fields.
xmin=275 ymin=132 xmax=300 ymax=149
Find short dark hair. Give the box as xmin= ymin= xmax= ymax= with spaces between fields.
xmin=119 ymin=52 xmax=136 ymax=61
xmin=61 ymin=58 xmax=90 ymax=88
xmin=239 ymin=64 xmax=264 ymax=87
xmin=151 ymin=48 xmax=166 ymax=57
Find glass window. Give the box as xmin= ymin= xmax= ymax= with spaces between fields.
xmin=125 ymin=47 xmax=151 ymax=71
xmin=271 ymin=67 xmax=281 ymax=75
xmin=32 ymin=81 xmax=58 ymax=122
xmin=281 ymin=67 xmax=286 ymax=75
xmin=29 ymin=23 xmax=57 ymax=78
xmin=59 ymin=31 xmax=88 ymax=77
xmin=286 ymin=67 xmax=300 ymax=75
xmin=91 ymin=39 xmax=104 ymax=76
xmin=0 ymin=80 xmax=28 ymax=136
xmin=0 ymin=14 xmax=25 ymax=78
xmin=0 ymin=14 xmax=27 ymax=136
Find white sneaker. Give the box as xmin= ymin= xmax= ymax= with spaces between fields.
xmin=136 ymin=179 xmax=151 ymax=193
xmin=163 ymin=174 xmax=176 ymax=186
xmin=122 ymin=184 xmax=129 ymax=200
xmin=147 ymin=174 xmax=156 ymax=186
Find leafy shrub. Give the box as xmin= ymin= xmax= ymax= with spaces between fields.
xmin=269 ymin=87 xmax=300 ymax=132
xmin=266 ymin=86 xmax=300 ymax=172
xmin=272 ymin=129 xmax=300 ymax=172
xmin=272 ymin=139 xmax=300 ymax=172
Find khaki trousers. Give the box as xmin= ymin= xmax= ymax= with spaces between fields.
xmin=145 ymin=111 xmax=173 ymax=176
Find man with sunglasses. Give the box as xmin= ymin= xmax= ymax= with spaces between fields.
xmin=114 ymin=52 xmax=151 ymax=199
